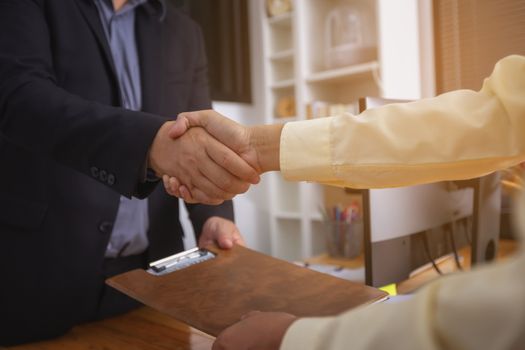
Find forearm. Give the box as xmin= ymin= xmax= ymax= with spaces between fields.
xmin=1 ymin=73 xmax=164 ymax=196
xmin=249 ymin=124 xmax=283 ymax=173
xmin=280 ymin=55 xmax=525 ymax=188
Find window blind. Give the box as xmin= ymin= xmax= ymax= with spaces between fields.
xmin=433 ymin=0 xmax=525 ymax=93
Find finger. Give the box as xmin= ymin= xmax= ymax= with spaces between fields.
xmin=241 ymin=310 xmax=260 ymax=320
xmin=199 ymin=218 xmax=220 ymax=248
xmin=179 ymin=110 xmax=263 ymax=177
xmin=181 ymin=178 xmax=225 ymax=205
xmin=215 ymin=231 xmax=233 ymax=249
xmin=175 ymin=153 xmax=235 ymax=202
xmin=174 ymin=131 xmax=239 ymax=200
xmin=164 ymin=176 xmax=182 ymax=198
xmin=167 ymin=116 xmax=190 ymax=139
xmin=206 ymin=136 xmax=259 ymax=185
xmin=199 ymin=218 xmax=236 ymax=249
xmin=189 ymin=186 xmax=225 ymax=205
xmin=232 ymin=230 xmax=246 ymax=247
xmin=180 ymin=186 xmax=199 ymax=204
xmin=168 ymin=177 xmax=182 ymax=197
xmin=162 ymin=175 xmax=176 ymax=196
xmin=179 ymin=185 xmax=192 ymax=201
xmin=179 ymin=110 xmax=240 ymax=148
xmin=202 ymin=161 xmax=251 ymax=195
xmin=177 ymin=110 xmax=213 ymax=129
xmin=198 ymin=148 xmax=252 ymax=195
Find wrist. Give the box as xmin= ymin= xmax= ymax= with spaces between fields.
xmin=148 ymin=120 xmax=176 ymax=176
xmin=249 ymin=124 xmax=283 ymax=173
xmin=276 ymin=315 xmax=298 ymax=349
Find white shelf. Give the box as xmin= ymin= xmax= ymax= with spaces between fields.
xmin=310 ymin=212 xmax=325 ymax=222
xmin=270 ymin=79 xmax=295 ymax=89
xmin=268 ymin=12 xmax=292 ymax=28
xmin=261 ymin=0 xmax=381 ymax=261
xmin=269 ymin=49 xmax=294 ymax=63
xmin=272 ymin=173 xmax=301 ymax=213
xmin=306 ymin=61 xmax=379 ymax=84
xmin=275 ymin=211 xmax=303 ymax=220
xmin=273 ymin=218 xmax=302 ymax=261
xmin=310 ymin=220 xmax=330 ymax=256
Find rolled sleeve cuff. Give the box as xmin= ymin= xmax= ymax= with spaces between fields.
xmin=280 ymin=118 xmax=335 ymax=183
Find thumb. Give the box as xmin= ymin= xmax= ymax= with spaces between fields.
xmin=216 ymin=232 xmax=233 ymax=249
xmin=167 ymin=116 xmax=190 ymax=139
xmin=179 ymin=110 xmax=246 ymax=150
xmin=210 ymin=220 xmax=234 ymax=249
xmin=241 ymin=310 xmax=261 ymax=320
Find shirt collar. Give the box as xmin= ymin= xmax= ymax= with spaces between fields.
xmin=98 ymin=0 xmax=167 ymax=21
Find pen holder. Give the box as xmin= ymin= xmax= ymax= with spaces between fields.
xmin=323 ymin=220 xmax=363 ymax=258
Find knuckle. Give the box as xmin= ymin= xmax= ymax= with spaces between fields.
xmin=203 ymin=185 xmax=227 ymax=200
xmin=193 ymin=191 xmax=210 ymax=204
xmin=239 ymin=182 xmax=250 ymax=194
xmin=220 ymin=176 xmax=234 ymax=190
xmin=211 ymin=188 xmax=228 ymax=200
xmin=192 ymin=128 xmax=207 ymax=143
xmin=220 ymin=152 xmax=232 ymax=168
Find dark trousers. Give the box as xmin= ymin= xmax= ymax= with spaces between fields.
xmin=94 ymin=253 xmax=147 ymax=320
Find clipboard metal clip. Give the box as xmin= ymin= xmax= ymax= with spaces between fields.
xmin=148 ymin=247 xmax=216 ymax=276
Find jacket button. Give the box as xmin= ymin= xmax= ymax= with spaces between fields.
xmin=107 ymin=174 xmax=115 ymax=186
xmin=98 ymin=221 xmax=113 ymax=234
xmin=90 ymin=166 xmax=99 ymax=178
xmin=99 ymin=170 xmax=108 ymax=182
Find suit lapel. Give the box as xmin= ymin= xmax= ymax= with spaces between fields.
xmin=136 ymin=6 xmax=164 ymax=115
xmin=73 ymin=0 xmax=119 ymax=91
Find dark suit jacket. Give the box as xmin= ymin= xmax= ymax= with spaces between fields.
xmin=0 ymin=0 xmax=233 ymax=345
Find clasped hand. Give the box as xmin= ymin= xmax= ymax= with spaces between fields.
xmin=151 ymin=110 xmax=280 ymax=204
xmin=148 ymin=112 xmax=262 ymax=205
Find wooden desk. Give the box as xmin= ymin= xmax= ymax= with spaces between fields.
xmin=397 ymin=239 xmax=517 ymax=294
xmin=6 ymin=307 xmax=214 ymax=350
xmin=6 ymin=240 xmax=517 ymax=350
xmin=306 ymin=239 xmax=518 ymax=294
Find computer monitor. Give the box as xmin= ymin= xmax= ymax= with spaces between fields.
xmin=356 ymin=97 xmax=501 ymax=287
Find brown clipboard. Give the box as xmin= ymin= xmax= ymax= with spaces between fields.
xmin=106 ymin=245 xmax=387 ymax=337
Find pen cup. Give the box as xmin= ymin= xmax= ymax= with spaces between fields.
xmin=323 ymin=220 xmax=363 ymax=258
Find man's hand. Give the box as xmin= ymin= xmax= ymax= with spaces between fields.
xmin=163 ymin=110 xmax=283 ymax=203
xmin=212 ymin=311 xmax=297 ymax=350
xmin=199 ymin=216 xmax=245 ymax=249
xmin=149 ymin=121 xmax=260 ymax=205
xmin=168 ymin=110 xmax=262 ymax=172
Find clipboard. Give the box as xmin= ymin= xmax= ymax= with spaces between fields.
xmin=107 ymin=245 xmax=387 ymax=337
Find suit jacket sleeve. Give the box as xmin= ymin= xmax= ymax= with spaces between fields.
xmin=0 ymin=0 xmax=165 ymax=198
xmin=180 ymin=20 xmax=235 ymax=237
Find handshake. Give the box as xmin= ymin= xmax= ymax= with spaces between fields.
xmin=148 ymin=110 xmax=283 ymax=204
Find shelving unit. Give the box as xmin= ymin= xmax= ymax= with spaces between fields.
xmin=269 ymin=48 xmax=294 ymax=62
xmin=260 ymin=0 xmax=382 ymax=261
xmin=305 ymin=61 xmax=379 ymax=84
xmin=270 ymin=79 xmax=295 ymax=89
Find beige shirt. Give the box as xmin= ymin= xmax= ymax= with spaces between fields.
xmin=280 ymin=55 xmax=525 ymax=350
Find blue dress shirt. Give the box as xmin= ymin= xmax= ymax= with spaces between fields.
xmin=94 ymin=0 xmax=166 ymax=257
